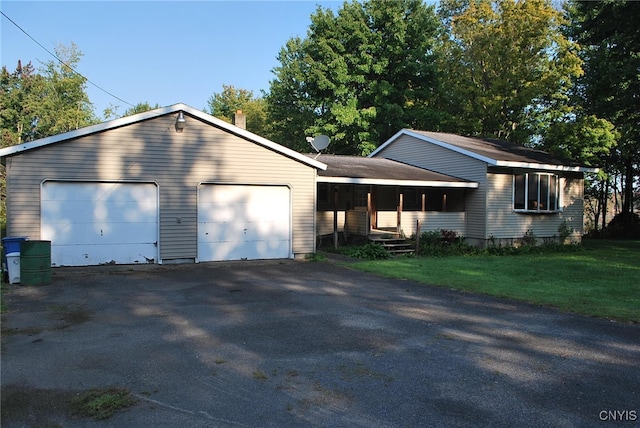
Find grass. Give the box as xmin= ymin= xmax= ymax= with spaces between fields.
xmin=70 ymin=388 xmax=136 ymax=420
xmin=252 ymin=369 xmax=268 ymax=381
xmin=346 ymin=239 xmax=640 ymax=323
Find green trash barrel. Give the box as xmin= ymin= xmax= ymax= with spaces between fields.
xmin=20 ymin=240 xmax=51 ymax=285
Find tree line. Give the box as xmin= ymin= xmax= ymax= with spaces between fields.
xmin=1 ymin=0 xmax=638 ymax=235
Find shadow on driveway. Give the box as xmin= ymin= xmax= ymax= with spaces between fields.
xmin=2 ymin=258 xmax=639 ymax=427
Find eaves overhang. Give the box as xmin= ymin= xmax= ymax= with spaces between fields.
xmin=317 ymin=176 xmax=479 ymax=188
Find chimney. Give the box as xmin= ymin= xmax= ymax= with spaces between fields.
xmin=232 ymin=110 xmax=246 ymax=130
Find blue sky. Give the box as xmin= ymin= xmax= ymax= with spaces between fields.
xmin=1 ymin=1 xmax=340 ymax=119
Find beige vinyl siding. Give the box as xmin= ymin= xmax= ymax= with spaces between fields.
xmin=4 ymin=114 xmax=317 ymax=261
xmin=374 ymin=134 xmax=487 ymax=240
xmin=486 ymin=172 xmax=584 ymax=243
xmin=377 ymin=211 xmax=466 ymax=237
xmin=316 ymin=211 xmax=346 ymax=236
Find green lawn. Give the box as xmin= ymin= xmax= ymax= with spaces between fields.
xmin=345 ymin=239 xmax=640 ymax=323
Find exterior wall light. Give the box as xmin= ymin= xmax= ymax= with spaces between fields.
xmin=175 ymin=111 xmax=186 ymax=132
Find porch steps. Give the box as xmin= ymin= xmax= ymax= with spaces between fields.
xmin=369 ymin=236 xmax=415 ymax=255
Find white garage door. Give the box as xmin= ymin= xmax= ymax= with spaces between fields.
xmin=41 ymin=181 xmax=158 ymax=267
xmin=198 ymin=184 xmax=291 ymax=262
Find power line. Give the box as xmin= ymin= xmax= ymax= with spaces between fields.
xmin=1 ymin=10 xmax=135 ymax=108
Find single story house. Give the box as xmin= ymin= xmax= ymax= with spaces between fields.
xmin=317 ymin=129 xmax=598 ymax=247
xmin=0 ymin=104 xmax=597 ymax=266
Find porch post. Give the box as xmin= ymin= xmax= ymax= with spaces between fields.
xmin=397 ymin=193 xmax=403 ymax=235
xmin=416 ymin=219 xmax=421 ymax=254
xmin=421 ymin=193 xmax=426 ymax=212
xmin=333 ymin=187 xmax=339 ymax=249
xmin=367 ymin=192 xmax=372 ymax=236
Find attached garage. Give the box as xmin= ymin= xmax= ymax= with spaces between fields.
xmin=197 ymin=184 xmax=291 ymax=262
xmin=41 ymin=181 xmax=158 ymax=266
xmin=0 ymin=103 xmax=326 ymax=267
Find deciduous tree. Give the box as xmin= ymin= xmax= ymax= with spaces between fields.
xmin=436 ymin=0 xmax=582 ymax=144
xmin=266 ymin=0 xmax=440 ymax=155
xmin=566 ymin=0 xmax=640 ymax=227
xmin=206 ymin=85 xmax=268 ymax=137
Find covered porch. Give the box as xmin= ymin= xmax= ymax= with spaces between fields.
xmin=314 ymin=155 xmax=479 ymax=247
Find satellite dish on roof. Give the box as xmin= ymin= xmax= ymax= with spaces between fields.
xmin=309 ymin=135 xmax=331 ymax=153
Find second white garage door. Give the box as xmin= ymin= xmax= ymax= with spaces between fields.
xmin=198 ymin=184 xmax=291 ymax=262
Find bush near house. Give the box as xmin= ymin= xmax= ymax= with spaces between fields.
xmin=415 ymin=229 xmax=582 ymax=257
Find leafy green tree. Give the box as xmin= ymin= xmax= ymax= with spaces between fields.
xmin=1 ymin=43 xmax=97 ymax=146
xmin=566 ymin=0 xmax=640 ymax=224
xmin=266 ymin=37 xmax=319 ymax=152
xmin=542 ymin=115 xmax=618 ymax=168
xmin=0 ymin=43 xmax=96 ymax=230
xmin=0 ymin=60 xmax=44 ymax=146
xmin=122 ymin=102 xmax=161 ymax=117
xmin=266 ymin=0 xmax=440 ymax=155
xmin=102 ymin=102 xmax=160 ymax=120
xmin=29 ymin=43 xmax=98 ymax=137
xmin=436 ymin=0 xmax=582 ymax=144
xmin=206 ymin=85 xmax=268 ymax=137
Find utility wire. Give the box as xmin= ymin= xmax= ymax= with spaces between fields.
xmin=1 ymin=10 xmax=135 ymax=107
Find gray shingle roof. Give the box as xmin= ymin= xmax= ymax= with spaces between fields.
xmin=369 ymin=130 xmax=598 ymax=172
xmin=411 ymin=131 xmax=581 ymax=167
xmin=313 ymin=154 xmax=477 ymax=188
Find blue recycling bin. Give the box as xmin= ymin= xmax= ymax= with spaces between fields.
xmin=2 ymin=236 xmax=28 ymax=270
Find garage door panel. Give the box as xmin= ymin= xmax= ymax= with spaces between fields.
xmin=198 ymin=185 xmax=291 ymax=262
xmin=43 ymin=221 xmax=158 ymax=245
xmin=42 ymin=182 xmax=158 ymax=266
xmin=242 ymin=221 xmax=289 ymax=241
xmin=52 ymin=243 xmax=157 ymax=266
xmin=203 ymin=239 xmax=290 ymax=262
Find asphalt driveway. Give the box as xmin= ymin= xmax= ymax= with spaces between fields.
xmin=1 ymin=257 xmax=638 ymax=427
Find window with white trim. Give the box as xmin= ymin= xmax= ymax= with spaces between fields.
xmin=513 ymin=173 xmax=560 ymax=212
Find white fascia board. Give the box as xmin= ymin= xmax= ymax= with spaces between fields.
xmin=495 ymin=160 xmax=599 ymax=173
xmin=409 ymin=130 xmax=500 ymax=164
xmin=368 ymin=129 xmax=407 ymax=157
xmin=0 ymin=104 xmax=182 ymax=158
xmin=0 ymin=102 xmax=327 ymax=171
xmin=317 ymin=176 xmax=478 ymax=188
xmin=370 ymin=129 xmax=498 ymax=164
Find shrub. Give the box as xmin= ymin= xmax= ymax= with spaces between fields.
xmin=519 ymin=230 xmax=537 ymax=246
xmin=418 ymin=229 xmax=475 ymax=256
xmin=557 ymin=220 xmax=573 ymax=244
xmin=605 ymin=212 xmax=640 ymax=239
xmin=340 ymin=243 xmax=390 ymax=260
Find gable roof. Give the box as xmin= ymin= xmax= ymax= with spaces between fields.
xmin=370 ymin=129 xmax=599 ymax=173
xmin=313 ymin=154 xmax=478 ymax=188
xmin=0 ymin=103 xmax=327 ymax=170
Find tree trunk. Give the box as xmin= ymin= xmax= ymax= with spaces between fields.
xmin=622 ymin=158 xmax=634 ymax=222
xmin=601 ymin=178 xmax=609 ymax=231
xmin=594 ymin=179 xmax=603 ymax=231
